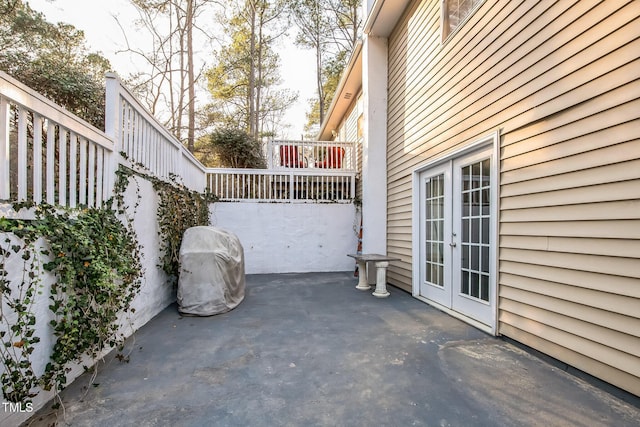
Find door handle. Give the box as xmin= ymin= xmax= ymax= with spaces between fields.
xmin=449 ymin=242 xmax=457 ymax=247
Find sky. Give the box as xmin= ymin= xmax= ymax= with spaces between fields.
xmin=28 ymin=0 xmax=317 ymax=139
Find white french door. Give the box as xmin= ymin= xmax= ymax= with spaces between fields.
xmin=418 ymin=147 xmax=495 ymax=329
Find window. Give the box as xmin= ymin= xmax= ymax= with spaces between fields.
xmin=442 ymin=0 xmax=483 ymax=40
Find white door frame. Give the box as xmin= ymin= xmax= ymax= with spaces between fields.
xmin=411 ymin=131 xmax=500 ymax=335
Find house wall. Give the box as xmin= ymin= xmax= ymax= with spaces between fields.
xmin=385 ymin=0 xmax=640 ymax=395
xmin=335 ymin=93 xmax=364 ymax=204
xmin=211 ymin=202 xmax=359 ymax=274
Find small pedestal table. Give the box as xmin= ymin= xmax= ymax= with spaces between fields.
xmin=347 ymin=253 xmax=401 ymax=298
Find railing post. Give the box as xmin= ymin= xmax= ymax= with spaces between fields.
xmin=105 ymin=73 xmax=122 ymax=201
xmin=267 ymin=139 xmax=273 ymax=169
xmin=351 ymin=174 xmax=356 ymax=200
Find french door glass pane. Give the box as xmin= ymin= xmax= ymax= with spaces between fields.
xmin=460 ymin=158 xmax=490 ymax=302
xmin=425 ymin=174 xmax=445 ymax=287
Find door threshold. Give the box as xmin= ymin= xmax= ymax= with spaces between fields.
xmin=413 ymin=295 xmax=496 ymax=336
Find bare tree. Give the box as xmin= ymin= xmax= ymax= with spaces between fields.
xmin=328 ymin=0 xmax=361 ymax=53
xmin=286 ymin=0 xmax=361 ymax=133
xmin=118 ymin=0 xmax=219 ymax=151
xmin=205 ymin=0 xmax=295 ymax=139
xmin=286 ymin=0 xmax=331 ymax=126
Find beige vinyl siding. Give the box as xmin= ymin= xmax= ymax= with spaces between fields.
xmin=386 ymin=0 xmax=640 ymax=395
xmin=345 ymin=103 xmax=358 ymax=142
xmin=335 ymin=94 xmax=364 ymax=203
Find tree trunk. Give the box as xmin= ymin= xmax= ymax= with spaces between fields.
xmin=255 ymin=4 xmax=264 ymax=139
xmin=248 ymin=0 xmax=257 ymax=137
xmin=316 ymin=36 xmax=325 ymax=126
xmin=186 ymin=0 xmax=195 ymax=151
xmin=176 ymin=1 xmax=185 ymax=143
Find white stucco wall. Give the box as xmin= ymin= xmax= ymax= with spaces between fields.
xmin=122 ymin=175 xmax=175 ymax=330
xmin=0 ymin=175 xmax=174 ymax=426
xmin=211 ymin=202 xmax=360 ymax=274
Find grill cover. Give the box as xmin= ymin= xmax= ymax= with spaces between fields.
xmin=177 ymin=226 xmax=245 ymax=316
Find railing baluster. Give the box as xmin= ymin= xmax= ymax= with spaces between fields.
xmin=133 ymin=111 xmax=140 ymax=164
xmin=79 ymin=133 xmax=86 ymax=206
xmin=96 ymin=147 xmax=104 ymax=207
xmin=139 ymin=113 xmax=145 ymax=165
xmin=33 ymin=113 xmax=43 ymax=204
xmin=121 ymin=103 xmax=127 ymax=156
xmin=0 ymin=96 xmax=9 ymax=200
xmin=88 ymin=139 xmax=96 ymax=207
xmin=46 ymin=121 xmax=55 ymax=204
xmin=163 ymin=135 xmax=168 ymax=177
xmin=17 ymin=107 xmax=28 ymax=201
xmin=69 ymin=132 xmax=77 ymax=208
xmin=134 ymin=111 xmax=141 ymax=163
xmin=234 ymin=173 xmax=238 ymax=199
xmin=289 ymin=171 xmax=293 ymax=202
xmin=155 ymin=130 xmax=160 ymax=178
xmin=142 ymin=121 xmax=149 ymax=170
xmin=125 ymin=106 xmax=131 ymax=158
xmin=149 ymin=128 xmax=155 ymax=175
xmin=126 ymin=104 xmax=133 ymax=157
xmin=58 ymin=128 xmax=67 ymax=206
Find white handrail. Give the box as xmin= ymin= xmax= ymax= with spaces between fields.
xmin=0 ymin=72 xmax=113 ymax=149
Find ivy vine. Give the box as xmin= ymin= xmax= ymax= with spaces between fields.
xmin=0 ymin=159 xmax=216 ymax=406
xmin=0 ymin=217 xmax=41 ymax=403
xmin=0 ymin=203 xmax=143 ymax=403
xmin=114 ymin=157 xmax=217 ymax=285
xmin=154 ymin=174 xmax=216 ymax=286
xmin=38 ymin=204 xmax=143 ymax=393
xmin=0 ymin=162 xmax=216 ymax=406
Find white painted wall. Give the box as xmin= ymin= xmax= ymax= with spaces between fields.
xmin=123 ymin=176 xmax=174 ymax=330
xmin=211 ymin=202 xmax=360 ymax=274
xmin=0 ymin=175 xmax=173 ymax=426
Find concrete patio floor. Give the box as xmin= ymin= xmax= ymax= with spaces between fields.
xmin=27 ymin=272 xmax=640 ymax=426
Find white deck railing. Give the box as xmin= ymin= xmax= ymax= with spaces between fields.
xmin=1 ymin=71 xmax=359 ymax=209
xmin=267 ymin=139 xmax=357 ymax=171
xmin=207 ymin=168 xmax=356 ymax=202
xmin=105 ymin=73 xmax=206 ymax=192
xmin=0 ymin=72 xmax=115 ymax=208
